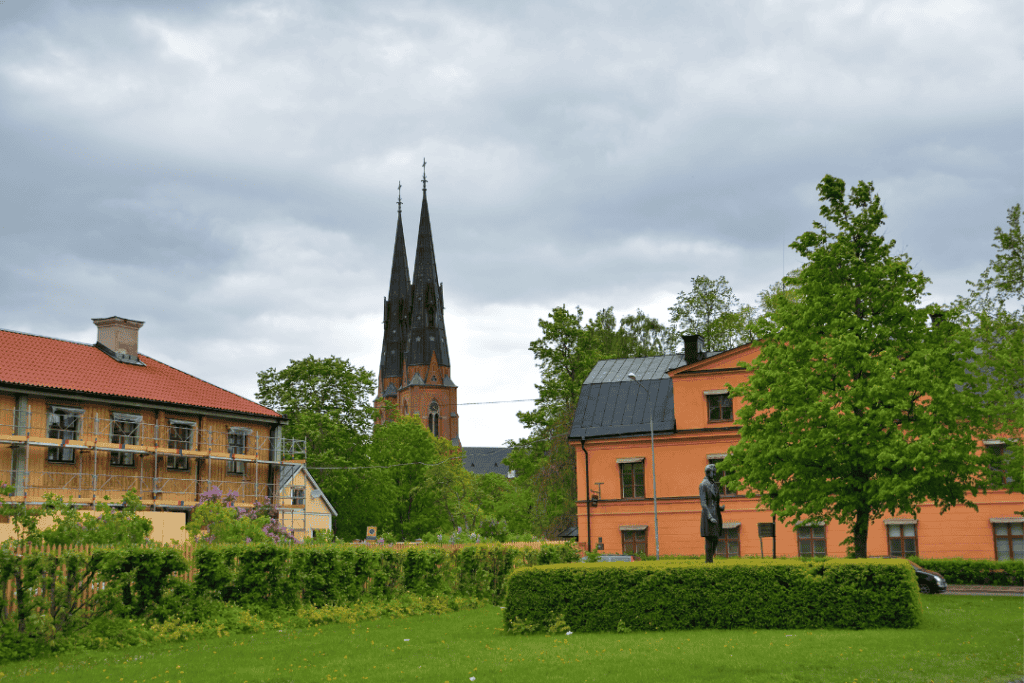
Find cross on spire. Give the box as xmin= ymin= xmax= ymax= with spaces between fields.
xmin=397 ymin=182 xmax=402 ymax=214
xmin=421 ymin=158 xmax=427 ymax=193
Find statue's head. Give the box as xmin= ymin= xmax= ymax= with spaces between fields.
xmin=705 ymin=463 xmax=717 ymax=480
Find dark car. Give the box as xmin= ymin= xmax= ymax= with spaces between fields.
xmin=909 ymin=561 xmax=947 ymax=594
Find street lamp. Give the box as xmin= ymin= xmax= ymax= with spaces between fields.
xmin=627 ymin=372 xmax=659 ymax=559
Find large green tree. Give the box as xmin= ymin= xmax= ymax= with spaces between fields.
xmin=669 ymin=275 xmax=759 ymax=351
xmin=509 ymin=305 xmax=671 ymax=536
xmin=952 ymin=204 xmax=1023 ymax=493
xmin=256 ymin=355 xmax=377 ymax=537
xmin=721 ymin=175 xmax=995 ymax=557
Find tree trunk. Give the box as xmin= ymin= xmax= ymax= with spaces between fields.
xmin=853 ymin=510 xmax=870 ymax=558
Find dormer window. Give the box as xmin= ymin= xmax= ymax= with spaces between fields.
xmin=705 ymin=390 xmax=733 ymax=422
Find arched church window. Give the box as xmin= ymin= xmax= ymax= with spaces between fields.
xmin=428 ymin=400 xmax=440 ymax=437
xmin=403 ymin=401 xmax=409 ymax=415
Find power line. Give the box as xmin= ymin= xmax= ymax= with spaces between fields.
xmin=460 ymin=399 xmax=535 ymax=405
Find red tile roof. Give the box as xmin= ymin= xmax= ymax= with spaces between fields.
xmin=0 ymin=329 xmax=280 ymax=418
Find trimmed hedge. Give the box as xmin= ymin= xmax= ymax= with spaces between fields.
xmin=909 ymin=557 xmax=1024 ymax=586
xmin=504 ymin=559 xmax=922 ymax=633
xmin=195 ymin=542 xmax=579 ymax=607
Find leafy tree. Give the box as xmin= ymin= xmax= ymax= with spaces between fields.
xmin=256 ymin=355 xmax=376 ymax=535
xmin=669 ymin=275 xmax=758 ymax=351
xmin=951 ymin=204 xmax=1023 ymax=493
xmin=721 ymin=175 xmax=995 ymax=557
xmin=509 ymin=305 xmax=671 ymax=536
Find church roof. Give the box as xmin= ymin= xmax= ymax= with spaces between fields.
xmin=380 ymin=207 xmax=411 ymax=380
xmin=407 ymin=177 xmax=451 ymax=368
xmin=462 ymin=447 xmax=513 ymax=476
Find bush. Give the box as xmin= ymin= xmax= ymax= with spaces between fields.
xmin=909 ymin=557 xmax=1024 ymax=586
xmin=504 ymin=559 xmax=922 ymax=633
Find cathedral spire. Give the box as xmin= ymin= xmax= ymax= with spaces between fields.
xmin=408 ymin=160 xmax=450 ymax=367
xmin=380 ymin=183 xmax=411 ymax=389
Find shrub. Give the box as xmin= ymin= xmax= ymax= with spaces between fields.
xmin=504 ymin=559 xmax=922 ymax=633
xmin=909 ymin=557 xmax=1024 ymax=586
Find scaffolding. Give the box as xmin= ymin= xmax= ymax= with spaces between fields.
xmin=0 ymin=407 xmax=308 ymax=512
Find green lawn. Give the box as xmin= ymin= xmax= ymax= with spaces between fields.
xmin=2 ymin=596 xmax=1020 ymax=683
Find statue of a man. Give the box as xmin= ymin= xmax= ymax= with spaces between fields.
xmin=699 ymin=463 xmax=724 ymax=563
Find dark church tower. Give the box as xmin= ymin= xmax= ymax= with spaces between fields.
xmin=377 ymin=163 xmax=459 ymax=445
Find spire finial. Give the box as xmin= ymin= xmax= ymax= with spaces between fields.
xmin=421 ymin=158 xmax=427 ymax=193
xmin=397 ymin=181 xmax=402 ymax=214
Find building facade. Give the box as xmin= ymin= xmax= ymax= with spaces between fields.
xmin=0 ymin=317 xmax=336 ymax=542
xmin=571 ymin=336 xmax=1023 ymax=561
xmin=376 ymin=171 xmax=459 ymax=444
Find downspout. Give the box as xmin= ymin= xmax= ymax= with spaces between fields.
xmin=581 ymin=435 xmax=591 ymax=552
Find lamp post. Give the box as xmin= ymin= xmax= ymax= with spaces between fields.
xmin=627 ymin=372 xmax=659 ymax=559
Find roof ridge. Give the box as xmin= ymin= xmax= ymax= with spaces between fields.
xmin=0 ymin=327 xmax=96 ymax=347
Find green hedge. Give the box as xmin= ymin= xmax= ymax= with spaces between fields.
xmin=194 ymin=542 xmax=580 ymax=607
xmin=504 ymin=559 xmax=922 ymax=633
xmin=909 ymin=557 xmax=1024 ymax=586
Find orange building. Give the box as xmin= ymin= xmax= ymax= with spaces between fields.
xmin=571 ymin=335 xmax=1023 ymax=561
xmin=375 ymin=170 xmax=459 ymax=443
xmin=0 ymin=317 xmax=337 ymax=542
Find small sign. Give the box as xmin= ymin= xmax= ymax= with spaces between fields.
xmin=366 ymin=526 xmax=377 ymax=540
xmin=758 ymin=522 xmax=775 ymax=538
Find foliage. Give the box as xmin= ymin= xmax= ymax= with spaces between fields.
xmin=510 ymin=305 xmax=672 ymax=536
xmin=0 ymin=489 xmax=152 ymax=548
xmin=255 ymin=355 xmax=376 ymax=533
xmin=950 ymin=203 xmax=1023 ymax=494
xmin=669 ymin=275 xmax=759 ymax=351
xmin=721 ymin=175 xmax=996 ymax=558
xmin=503 ymin=559 xmax=922 ymax=633
xmin=909 ymin=557 xmax=1023 ymax=586
xmin=184 ymin=487 xmax=296 ymax=545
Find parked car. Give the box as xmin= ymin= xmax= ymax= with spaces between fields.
xmin=580 ymin=554 xmax=635 ymax=563
xmin=909 ymin=561 xmax=947 ymax=594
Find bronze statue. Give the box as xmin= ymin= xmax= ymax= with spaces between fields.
xmin=699 ymin=463 xmax=724 ymax=563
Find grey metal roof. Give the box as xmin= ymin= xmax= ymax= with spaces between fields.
xmin=583 ymin=354 xmax=685 ymax=384
xmin=462 ymin=447 xmax=513 ymax=476
xmin=571 ymin=354 xmax=684 ymax=440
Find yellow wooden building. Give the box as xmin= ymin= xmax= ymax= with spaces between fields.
xmin=0 ymin=317 xmax=336 ymax=543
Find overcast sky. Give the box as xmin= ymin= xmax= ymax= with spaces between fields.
xmin=1 ymin=0 xmax=1020 ymax=446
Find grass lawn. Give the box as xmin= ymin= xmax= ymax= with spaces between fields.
xmin=1 ymin=596 xmax=1020 ymax=683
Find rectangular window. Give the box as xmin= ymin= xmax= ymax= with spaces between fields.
xmin=227 ymin=458 xmax=246 ymax=476
xmin=887 ymin=523 xmax=917 ymax=558
xmin=797 ymin=525 xmax=827 ymax=557
xmin=707 ymin=394 xmax=733 ymax=422
xmin=228 ymin=428 xmax=249 ymax=457
xmin=168 ymin=420 xmax=194 ymax=451
xmin=110 ymin=413 xmax=140 ymax=467
xmin=716 ymin=526 xmax=740 ymax=558
xmin=993 ymin=522 xmax=1024 ymax=560
xmin=621 ymin=528 xmax=647 ymax=555
xmin=986 ymin=443 xmax=1015 ymax=487
xmin=291 ymin=487 xmax=306 ymax=506
xmin=620 ymin=462 xmax=645 ymax=499
xmin=167 ymin=455 xmax=189 ymax=471
xmin=47 ymin=406 xmax=82 ymax=463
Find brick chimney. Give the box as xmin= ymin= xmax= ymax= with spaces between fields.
xmin=93 ymin=317 xmax=144 ymax=364
xmin=683 ymin=334 xmax=705 ymax=365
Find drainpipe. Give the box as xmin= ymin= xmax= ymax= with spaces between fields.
xmin=581 ymin=435 xmax=592 ymax=552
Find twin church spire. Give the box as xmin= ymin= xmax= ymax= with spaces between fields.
xmin=378 ymin=161 xmax=457 ymax=442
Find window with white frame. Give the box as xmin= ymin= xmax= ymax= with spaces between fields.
xmin=110 ymin=412 xmax=141 ymax=467
xmin=228 ymin=427 xmax=250 ymax=457
xmin=291 ymin=487 xmax=306 ymax=506
xmin=47 ymin=406 xmax=83 ymax=463
xmin=168 ymin=420 xmax=194 ymax=451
